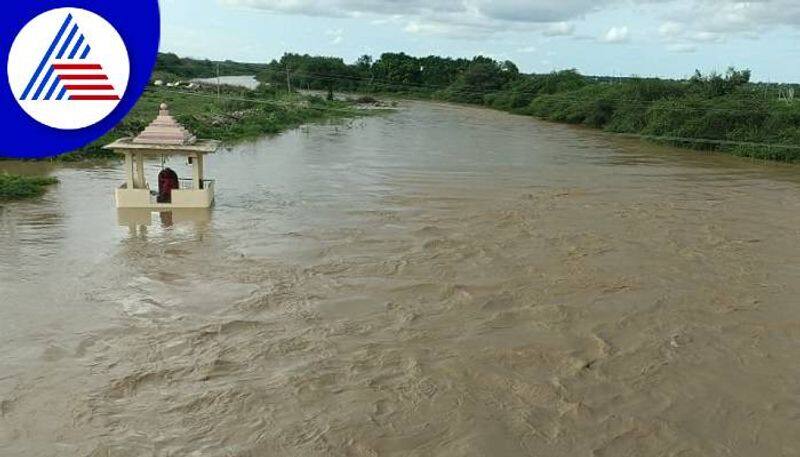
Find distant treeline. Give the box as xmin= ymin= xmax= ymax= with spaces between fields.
xmin=156 ymin=52 xmax=800 ymax=161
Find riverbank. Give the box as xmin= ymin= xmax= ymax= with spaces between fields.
xmin=0 ymin=174 xmax=58 ymax=201
xmin=254 ymin=53 xmax=800 ymax=162
xmin=58 ymin=83 xmax=368 ymax=162
xmin=378 ymin=76 xmax=800 ymax=162
xmin=511 ymin=74 xmax=800 ymax=162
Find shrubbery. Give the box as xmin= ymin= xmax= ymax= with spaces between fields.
xmin=59 ymin=83 xmax=360 ymax=161
xmin=0 ymin=174 xmax=59 ymax=200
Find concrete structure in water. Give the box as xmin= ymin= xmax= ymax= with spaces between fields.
xmin=104 ymin=103 xmax=221 ymax=209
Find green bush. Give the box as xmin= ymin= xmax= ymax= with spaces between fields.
xmin=0 ymin=174 xmax=59 ymax=201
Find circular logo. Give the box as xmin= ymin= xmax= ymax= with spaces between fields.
xmin=0 ymin=1 xmax=159 ymax=159
xmin=7 ymin=8 xmax=130 ymax=130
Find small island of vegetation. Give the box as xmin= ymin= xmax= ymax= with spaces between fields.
xmin=0 ymin=174 xmax=59 ymax=201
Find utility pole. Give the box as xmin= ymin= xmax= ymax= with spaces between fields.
xmin=286 ymin=68 xmax=292 ymax=93
xmin=216 ymin=62 xmax=221 ymax=101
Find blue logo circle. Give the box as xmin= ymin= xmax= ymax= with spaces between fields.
xmin=1 ymin=1 xmax=160 ymax=159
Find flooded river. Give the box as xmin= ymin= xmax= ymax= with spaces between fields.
xmin=191 ymin=75 xmax=260 ymax=90
xmin=2 ymin=102 xmax=800 ymax=456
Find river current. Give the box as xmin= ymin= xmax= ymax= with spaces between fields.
xmin=2 ymin=102 xmax=799 ymax=456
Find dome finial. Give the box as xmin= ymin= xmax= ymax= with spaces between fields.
xmin=133 ymin=103 xmax=197 ymax=145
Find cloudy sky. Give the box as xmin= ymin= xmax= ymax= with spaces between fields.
xmin=159 ymin=0 xmax=800 ymax=82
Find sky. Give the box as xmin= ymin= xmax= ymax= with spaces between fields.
xmin=158 ymin=0 xmax=800 ymax=82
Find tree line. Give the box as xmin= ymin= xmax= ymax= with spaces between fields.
xmin=155 ymin=52 xmax=800 ymax=162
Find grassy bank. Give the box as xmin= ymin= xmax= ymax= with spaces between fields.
xmin=513 ymin=70 xmax=800 ymax=162
xmin=59 ymin=83 xmax=364 ymax=161
xmin=249 ymin=53 xmax=800 ymax=162
xmin=0 ymin=174 xmax=59 ymax=201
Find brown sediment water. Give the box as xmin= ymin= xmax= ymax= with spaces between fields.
xmin=1 ymin=101 xmax=800 ymax=456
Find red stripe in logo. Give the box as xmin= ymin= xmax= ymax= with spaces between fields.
xmin=64 ymin=84 xmax=115 ymax=91
xmin=59 ymin=74 xmax=109 ymax=80
xmin=52 ymin=64 xmax=103 ymax=70
xmin=69 ymin=95 xmax=121 ymax=101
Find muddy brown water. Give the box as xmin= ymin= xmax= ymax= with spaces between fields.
xmin=190 ymin=75 xmax=260 ymax=90
xmin=2 ymin=102 xmax=800 ymax=456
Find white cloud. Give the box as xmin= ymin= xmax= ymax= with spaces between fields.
xmin=325 ymin=28 xmax=344 ymax=45
xmin=218 ymin=0 xmax=610 ymax=39
xmin=690 ymin=31 xmax=724 ymax=43
xmin=473 ymin=0 xmax=604 ymax=23
xmin=516 ymin=45 xmax=538 ymax=53
xmin=663 ymin=0 xmax=800 ymax=35
xmin=218 ymin=0 xmax=800 ymax=42
xmin=600 ymin=26 xmax=629 ymax=43
xmin=659 ymin=21 xmax=683 ymax=39
xmin=666 ymin=43 xmax=697 ymax=53
xmin=543 ymin=22 xmax=575 ymax=36
xmin=403 ymin=16 xmax=504 ymax=39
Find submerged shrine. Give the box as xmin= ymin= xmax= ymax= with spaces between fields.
xmin=104 ymin=103 xmax=220 ymax=209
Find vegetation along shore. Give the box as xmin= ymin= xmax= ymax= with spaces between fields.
xmin=61 ymin=83 xmax=369 ymax=162
xmin=251 ymin=52 xmax=799 ymax=162
xmin=0 ymin=174 xmax=59 ymax=201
